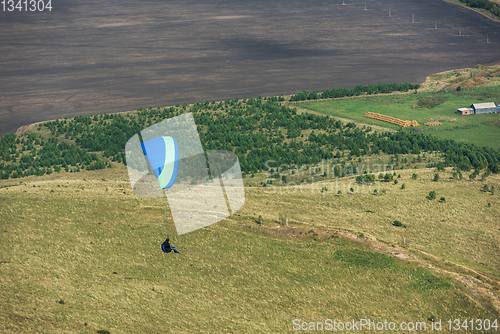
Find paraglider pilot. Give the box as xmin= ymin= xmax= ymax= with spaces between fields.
xmin=161 ymin=238 xmax=181 ymax=254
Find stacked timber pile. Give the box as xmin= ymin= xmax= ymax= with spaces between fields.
xmin=364 ymin=112 xmax=420 ymax=127
xmin=424 ymin=121 xmax=442 ymax=126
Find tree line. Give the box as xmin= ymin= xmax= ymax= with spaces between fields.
xmin=0 ymin=92 xmax=499 ymax=180
xmin=289 ymin=83 xmax=421 ymax=102
xmin=0 ymin=133 xmax=106 ymax=179
xmin=459 ymin=0 xmax=500 ymax=18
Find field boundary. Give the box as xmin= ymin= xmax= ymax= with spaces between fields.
xmin=289 ymin=91 xmax=414 ymax=105
xmin=440 ymin=0 xmax=500 ymax=22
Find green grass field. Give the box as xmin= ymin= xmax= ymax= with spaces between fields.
xmin=1 ymin=164 xmax=499 ymax=333
xmin=429 ymin=122 xmax=500 ymax=148
xmin=297 ymin=87 xmax=500 ymax=149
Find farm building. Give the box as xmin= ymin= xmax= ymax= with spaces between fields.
xmin=457 ymin=102 xmax=500 ymax=115
xmin=470 ymin=102 xmax=500 ymax=114
xmin=457 ymin=108 xmax=472 ymax=115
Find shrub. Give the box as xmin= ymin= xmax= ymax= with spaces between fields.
xmin=428 ymin=191 xmax=437 ymax=199
xmin=401 ymin=183 xmax=406 ymax=189
xmin=412 ymin=173 xmax=418 ymax=180
xmin=393 ymin=220 xmax=407 ymax=228
xmin=440 ymin=196 xmax=446 ymax=202
xmin=483 ymin=184 xmax=489 ymax=192
xmin=394 ymin=179 xmax=398 ymax=185
xmin=487 ymin=202 xmax=491 ymax=207
xmin=434 ymin=173 xmax=440 ymax=182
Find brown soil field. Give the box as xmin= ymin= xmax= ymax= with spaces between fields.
xmin=1 ymin=0 xmax=500 ymax=135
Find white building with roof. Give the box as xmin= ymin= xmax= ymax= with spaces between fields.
xmin=470 ymin=102 xmax=500 ymax=114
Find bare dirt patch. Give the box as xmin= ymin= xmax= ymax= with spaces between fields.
xmin=424 ymin=121 xmax=443 ymax=126
xmin=392 ymin=252 xmax=411 ymax=260
xmin=421 ymin=64 xmax=500 ymax=92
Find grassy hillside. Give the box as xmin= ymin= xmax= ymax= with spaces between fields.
xmin=1 ymin=165 xmax=499 ymax=333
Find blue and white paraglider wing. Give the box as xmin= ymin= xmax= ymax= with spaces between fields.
xmin=140 ymin=136 xmax=179 ymax=190
xmin=125 ymin=113 xmax=245 ymax=236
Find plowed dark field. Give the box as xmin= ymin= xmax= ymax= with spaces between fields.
xmin=1 ymin=0 xmax=499 ymax=134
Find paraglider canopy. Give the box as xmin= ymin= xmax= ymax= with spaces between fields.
xmin=140 ymin=136 xmax=179 ymax=190
xmin=125 ymin=113 xmax=245 ymax=237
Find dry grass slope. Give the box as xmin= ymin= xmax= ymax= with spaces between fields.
xmin=1 ymin=162 xmax=499 ymax=333
xmin=419 ymin=64 xmax=500 ymax=93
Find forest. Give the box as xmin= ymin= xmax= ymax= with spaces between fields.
xmin=0 ymin=92 xmax=499 ymax=180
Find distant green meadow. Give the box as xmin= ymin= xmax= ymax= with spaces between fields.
xmin=298 ymin=86 xmax=500 ymax=149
